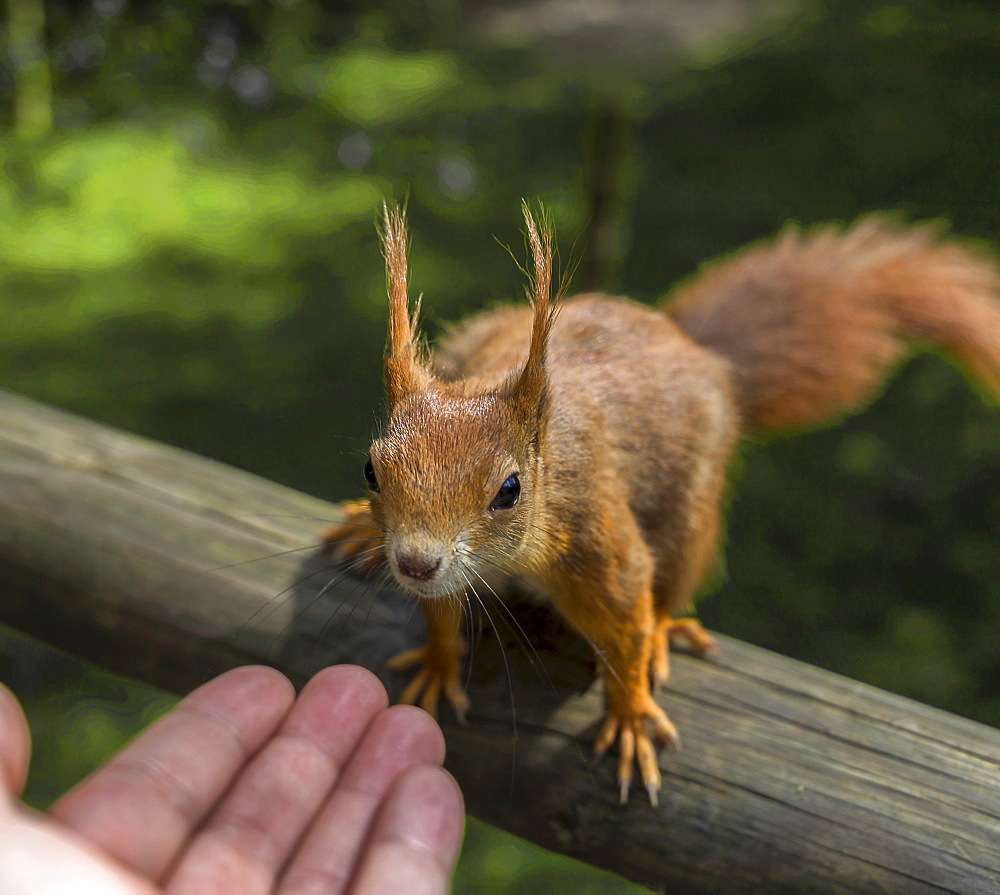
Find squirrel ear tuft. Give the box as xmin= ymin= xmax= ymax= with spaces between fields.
xmin=381 ymin=201 xmax=431 ymax=407
xmin=512 ymin=202 xmax=560 ymax=418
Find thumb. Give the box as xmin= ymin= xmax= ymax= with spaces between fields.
xmin=0 ymin=685 xmax=31 ymax=798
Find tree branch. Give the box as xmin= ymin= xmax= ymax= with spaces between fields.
xmin=1 ymin=388 xmax=998 ymax=892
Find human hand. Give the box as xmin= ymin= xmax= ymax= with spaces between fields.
xmin=0 ymin=664 xmax=464 ymax=894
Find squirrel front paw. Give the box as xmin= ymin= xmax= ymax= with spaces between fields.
xmin=387 ymin=644 xmax=471 ymax=723
xmin=319 ymin=499 xmax=384 ymax=572
xmin=593 ymin=693 xmax=680 ymax=806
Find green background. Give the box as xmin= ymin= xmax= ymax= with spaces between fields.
xmin=1 ymin=0 xmax=998 ymax=890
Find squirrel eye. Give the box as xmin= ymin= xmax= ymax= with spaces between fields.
xmin=490 ymin=473 xmax=520 ymax=511
xmin=364 ymin=458 xmax=380 ymax=492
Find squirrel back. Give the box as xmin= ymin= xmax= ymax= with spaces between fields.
xmin=667 ymin=218 xmax=1000 ymax=434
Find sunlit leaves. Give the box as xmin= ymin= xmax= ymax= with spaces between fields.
xmin=292 ymin=45 xmax=461 ymax=125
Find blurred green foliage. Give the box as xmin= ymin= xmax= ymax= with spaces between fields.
xmin=1 ymin=0 xmax=999 ymax=890
xmin=0 ymin=627 xmax=176 ymax=809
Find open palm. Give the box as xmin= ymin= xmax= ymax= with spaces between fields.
xmin=0 ymin=665 xmax=464 ymax=894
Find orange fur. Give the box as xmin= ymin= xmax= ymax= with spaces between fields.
xmin=381 ymin=202 xmax=430 ymax=407
xmin=668 ymin=217 xmax=1000 ymax=432
xmin=324 ymin=207 xmax=1000 ymax=804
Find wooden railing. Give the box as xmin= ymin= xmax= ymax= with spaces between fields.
xmin=1 ymin=388 xmax=998 ymax=892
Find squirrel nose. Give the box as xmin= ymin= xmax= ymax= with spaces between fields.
xmin=396 ymin=552 xmax=442 ymax=581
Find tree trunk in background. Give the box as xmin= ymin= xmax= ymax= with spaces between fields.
xmin=6 ymin=0 xmax=52 ymax=139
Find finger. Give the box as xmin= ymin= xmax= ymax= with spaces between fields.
xmin=51 ymin=666 xmax=295 ymax=880
xmin=0 ymin=684 xmax=31 ymax=797
xmin=347 ymin=765 xmax=464 ymax=895
xmin=279 ymin=704 xmax=446 ymax=895
xmin=163 ymin=665 xmax=388 ymax=895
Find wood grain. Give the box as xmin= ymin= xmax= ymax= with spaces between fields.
xmin=0 ymin=388 xmax=998 ymax=893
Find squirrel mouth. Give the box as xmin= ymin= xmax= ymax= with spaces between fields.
xmin=390 ymin=562 xmax=460 ymax=599
xmin=398 ymin=577 xmax=461 ymax=600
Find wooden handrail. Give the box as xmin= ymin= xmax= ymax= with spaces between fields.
xmin=1 ymin=388 xmax=998 ymax=892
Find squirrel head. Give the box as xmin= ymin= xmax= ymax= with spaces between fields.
xmin=364 ymin=202 xmax=557 ymax=599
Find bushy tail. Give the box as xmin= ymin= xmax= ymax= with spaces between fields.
xmin=667 ymin=217 xmax=1000 ymax=434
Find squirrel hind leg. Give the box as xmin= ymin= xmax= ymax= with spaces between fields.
xmin=319 ymin=499 xmax=385 ymax=572
xmin=668 ymin=617 xmax=718 ymax=654
xmin=648 ymin=493 xmax=726 ymax=685
xmin=650 ymin=616 xmax=718 ymax=689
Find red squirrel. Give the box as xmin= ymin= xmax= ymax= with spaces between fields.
xmin=323 ymin=203 xmax=1000 ymax=804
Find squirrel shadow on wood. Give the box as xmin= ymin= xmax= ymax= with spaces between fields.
xmin=278 ymin=545 xmax=598 ymax=707
xmin=278 ymin=547 xmax=646 ymax=803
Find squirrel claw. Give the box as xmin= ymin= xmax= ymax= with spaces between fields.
xmin=594 ymin=697 xmax=678 ymax=806
xmin=388 ymin=645 xmax=471 ymax=722
xmin=619 ymin=779 xmax=631 ymax=805
xmin=645 ymin=781 xmax=660 ymax=808
xmin=593 ymin=713 xmax=619 ymax=758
